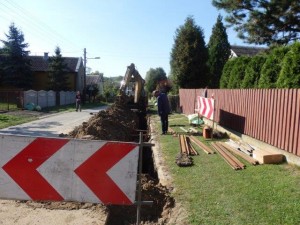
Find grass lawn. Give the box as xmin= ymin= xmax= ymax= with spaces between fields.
xmin=151 ymin=111 xmax=300 ymax=225
xmin=0 ymin=114 xmax=37 ymax=129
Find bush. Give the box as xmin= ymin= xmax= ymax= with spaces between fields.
xmin=220 ymin=59 xmax=236 ymax=88
xmin=242 ymin=55 xmax=266 ymax=88
xmin=227 ymin=56 xmax=251 ymax=89
xmin=276 ymin=42 xmax=300 ymax=88
xmin=258 ymin=45 xmax=290 ymax=88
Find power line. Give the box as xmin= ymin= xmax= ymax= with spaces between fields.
xmin=0 ymin=0 xmax=82 ymax=52
xmin=0 ymin=1 xmax=58 ymax=47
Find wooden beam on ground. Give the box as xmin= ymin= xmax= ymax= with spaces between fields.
xmin=252 ymin=148 xmax=284 ymax=164
xmin=189 ymin=136 xmax=215 ymax=154
xmin=180 ymin=127 xmax=188 ymax=133
xmin=188 ymin=127 xmax=199 ymax=134
xmin=168 ymin=127 xmax=176 ymax=134
xmin=179 ymin=135 xmax=188 ymax=154
xmin=215 ymin=142 xmax=245 ymax=169
xmin=219 ymin=142 xmax=259 ymax=165
xmin=211 ymin=142 xmax=241 ymax=170
xmin=186 ymin=136 xmax=199 ymax=155
xmin=183 ymin=135 xmax=191 ymax=155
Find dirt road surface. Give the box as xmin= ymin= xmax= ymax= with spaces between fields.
xmin=0 ymin=200 xmax=107 ymax=225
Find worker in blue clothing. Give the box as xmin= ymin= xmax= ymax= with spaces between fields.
xmin=153 ymin=90 xmax=170 ymax=135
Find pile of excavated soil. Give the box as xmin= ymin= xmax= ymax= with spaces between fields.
xmin=69 ymin=101 xmax=139 ymax=142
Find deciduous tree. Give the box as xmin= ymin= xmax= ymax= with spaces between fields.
xmin=145 ymin=67 xmax=167 ymax=94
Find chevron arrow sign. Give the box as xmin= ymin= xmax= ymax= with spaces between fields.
xmin=196 ymin=96 xmax=215 ymax=120
xmin=0 ymin=135 xmax=139 ymax=205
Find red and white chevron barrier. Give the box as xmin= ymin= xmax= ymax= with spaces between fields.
xmin=196 ymin=96 xmax=215 ymax=120
xmin=0 ymin=135 xmax=139 ymax=205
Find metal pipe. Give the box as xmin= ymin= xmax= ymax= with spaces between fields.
xmin=136 ymin=132 xmax=143 ymax=225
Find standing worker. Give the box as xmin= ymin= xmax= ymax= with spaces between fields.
xmin=153 ymin=90 xmax=170 ymax=135
xmin=75 ymin=91 xmax=82 ymax=112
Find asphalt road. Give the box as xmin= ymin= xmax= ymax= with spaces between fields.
xmin=0 ymin=106 xmax=108 ymax=137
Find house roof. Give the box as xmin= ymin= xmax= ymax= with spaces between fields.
xmin=29 ymin=56 xmax=82 ymax=72
xmin=230 ymin=45 xmax=267 ymax=57
xmin=86 ymin=74 xmax=104 ymax=85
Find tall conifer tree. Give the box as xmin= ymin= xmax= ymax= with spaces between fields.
xmin=207 ymin=15 xmax=231 ymax=88
xmin=170 ymin=16 xmax=208 ymax=91
xmin=0 ymin=23 xmax=32 ymax=89
xmin=48 ymin=46 xmax=69 ymax=91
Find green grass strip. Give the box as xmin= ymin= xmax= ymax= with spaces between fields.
xmin=152 ymin=112 xmax=300 ymax=225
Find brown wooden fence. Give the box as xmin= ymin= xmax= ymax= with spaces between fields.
xmin=179 ymin=88 xmax=300 ymax=157
xmin=0 ymin=90 xmax=23 ymax=112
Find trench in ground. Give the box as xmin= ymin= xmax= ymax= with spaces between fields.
xmin=105 ymin=112 xmax=174 ymax=225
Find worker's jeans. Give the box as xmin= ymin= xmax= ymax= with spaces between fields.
xmin=160 ymin=113 xmax=168 ymax=134
xmin=76 ymin=100 xmax=81 ymax=111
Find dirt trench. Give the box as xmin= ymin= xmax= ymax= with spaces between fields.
xmin=68 ymin=97 xmax=176 ymax=225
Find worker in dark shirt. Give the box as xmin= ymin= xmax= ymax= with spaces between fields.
xmin=153 ymin=90 xmax=170 ymax=135
xmin=75 ymin=91 xmax=82 ymax=112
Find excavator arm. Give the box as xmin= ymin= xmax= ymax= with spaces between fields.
xmin=120 ymin=63 xmax=144 ymax=103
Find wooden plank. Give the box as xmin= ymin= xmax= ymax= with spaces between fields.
xmin=180 ymin=127 xmax=188 ymax=133
xmin=278 ymin=89 xmax=285 ymax=148
xmin=180 ymin=135 xmax=188 ymax=154
xmin=280 ymin=89 xmax=288 ymax=150
xmin=215 ymin=142 xmax=245 ymax=169
xmin=188 ymin=127 xmax=199 ymax=134
xmin=274 ymin=89 xmax=281 ymax=148
xmin=252 ymin=148 xmax=284 ymax=164
xmin=189 ymin=136 xmax=214 ymax=154
xmin=211 ymin=143 xmax=240 ymax=170
xmin=168 ymin=127 xmax=176 ymax=134
xmin=248 ymin=89 xmax=255 ymax=137
xmin=259 ymin=89 xmax=265 ymax=141
xmin=262 ymin=90 xmax=269 ymax=143
xmin=268 ymin=89 xmax=276 ymax=147
xmin=220 ymin=142 xmax=259 ymax=165
xmin=289 ymin=89 xmax=296 ymax=154
xmin=186 ymin=137 xmax=199 ymax=155
xmin=294 ymin=90 xmax=300 ymax=156
xmin=284 ymin=89 xmax=293 ymax=152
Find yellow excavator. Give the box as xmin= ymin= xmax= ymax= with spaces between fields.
xmin=119 ymin=63 xmax=145 ymax=104
xmin=118 ymin=63 xmax=147 ymax=132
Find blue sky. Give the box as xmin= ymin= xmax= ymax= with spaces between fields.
xmin=0 ymin=0 xmax=248 ymax=78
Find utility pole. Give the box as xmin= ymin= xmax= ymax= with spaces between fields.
xmin=83 ymin=48 xmax=87 ymax=104
xmin=83 ymin=48 xmax=100 ymax=104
